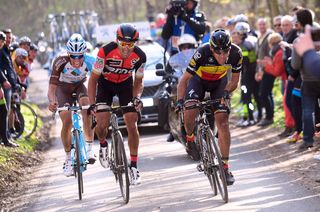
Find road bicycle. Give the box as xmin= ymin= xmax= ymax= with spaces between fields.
xmin=95 ymin=103 xmax=131 ymax=204
xmin=10 ymin=91 xmax=38 ymax=139
xmin=55 ymin=94 xmax=90 ymax=200
xmin=185 ymin=99 xmax=228 ymax=203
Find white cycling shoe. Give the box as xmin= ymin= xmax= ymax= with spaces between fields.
xmin=130 ymin=166 xmax=141 ymax=185
xmin=87 ymin=149 xmax=96 ymax=165
xmin=99 ymin=146 xmax=109 ymax=168
xmin=63 ymin=159 xmax=74 ymax=177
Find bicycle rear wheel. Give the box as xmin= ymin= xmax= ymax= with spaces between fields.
xmin=20 ymin=102 xmax=38 ymax=139
xmin=197 ymin=128 xmax=217 ymax=196
xmin=113 ymin=131 xmax=130 ymax=203
xmin=207 ymin=130 xmax=228 ymax=203
xmin=74 ymin=130 xmax=84 ymax=200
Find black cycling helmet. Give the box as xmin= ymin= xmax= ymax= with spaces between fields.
xmin=30 ymin=43 xmax=38 ymax=51
xmin=0 ymin=31 xmax=6 ymax=41
xmin=209 ymin=28 xmax=231 ymax=50
xmin=116 ymin=23 xmax=139 ymax=42
xmin=9 ymin=41 xmax=19 ymax=52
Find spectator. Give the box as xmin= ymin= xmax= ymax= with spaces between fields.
xmin=255 ymin=18 xmax=275 ymax=126
xmin=161 ymin=0 xmax=206 ymax=55
xmin=273 ymin=15 xmax=283 ymax=35
xmin=201 ymin=21 xmax=212 ymax=44
xmin=0 ymin=29 xmax=18 ymax=147
xmin=231 ymin=22 xmax=260 ymax=127
xmin=291 ymin=8 xmax=320 ymax=151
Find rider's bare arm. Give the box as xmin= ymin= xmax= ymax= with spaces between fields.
xmin=133 ymin=74 xmax=144 ymax=98
xmin=224 ymin=72 xmax=240 ymax=93
xmin=88 ymin=72 xmax=100 ymax=105
xmin=177 ymin=71 xmax=193 ymax=100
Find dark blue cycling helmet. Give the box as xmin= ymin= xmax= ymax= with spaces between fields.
xmin=209 ymin=28 xmax=231 ymax=50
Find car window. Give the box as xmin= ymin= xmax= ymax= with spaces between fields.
xmin=144 ymin=56 xmax=163 ymax=71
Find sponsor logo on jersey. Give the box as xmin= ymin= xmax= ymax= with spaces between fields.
xmin=189 ymin=58 xmax=196 ymax=67
xmin=106 ymin=67 xmax=134 ymax=74
xmin=194 ymin=51 xmax=201 ymax=60
xmin=107 ymin=59 xmax=122 ymax=67
xmin=94 ymin=57 xmax=104 ymax=70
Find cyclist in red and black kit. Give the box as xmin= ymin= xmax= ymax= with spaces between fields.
xmin=176 ymin=29 xmax=242 ymax=185
xmin=88 ymin=23 xmax=146 ymax=185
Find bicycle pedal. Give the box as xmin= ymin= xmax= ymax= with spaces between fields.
xmin=197 ymin=163 xmax=204 ymax=172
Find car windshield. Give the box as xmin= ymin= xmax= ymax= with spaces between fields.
xmin=144 ymin=56 xmax=163 ymax=71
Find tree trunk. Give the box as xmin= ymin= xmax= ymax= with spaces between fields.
xmin=113 ymin=0 xmax=119 ymax=22
xmin=267 ymin=0 xmax=280 ymax=20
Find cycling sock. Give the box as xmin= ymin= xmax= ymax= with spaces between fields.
xmin=65 ymin=150 xmax=71 ymax=160
xmin=186 ymin=134 xmax=195 ymax=142
xmin=99 ymin=139 xmax=108 ymax=147
xmin=86 ymin=141 xmax=93 ymax=151
xmin=222 ymin=157 xmax=229 ymax=168
xmin=130 ymin=154 xmax=138 ymax=168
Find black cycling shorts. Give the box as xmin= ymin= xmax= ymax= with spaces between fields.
xmin=184 ymin=75 xmax=229 ymax=113
xmin=56 ymin=82 xmax=87 ymax=107
xmin=96 ymin=76 xmax=135 ymax=113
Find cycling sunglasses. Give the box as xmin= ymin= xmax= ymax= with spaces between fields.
xmin=213 ymin=48 xmax=230 ymax=55
xmin=70 ymin=54 xmax=84 ymax=59
xmin=118 ymin=40 xmax=135 ymax=48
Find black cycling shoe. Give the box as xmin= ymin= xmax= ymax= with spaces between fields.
xmin=186 ymin=142 xmax=200 ymax=161
xmin=224 ymin=167 xmax=235 ymax=186
xmin=166 ymin=133 xmax=174 ymax=142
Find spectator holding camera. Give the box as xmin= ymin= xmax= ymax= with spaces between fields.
xmin=161 ymin=0 xmax=206 ymax=55
xmin=291 ymin=8 xmax=320 ymax=151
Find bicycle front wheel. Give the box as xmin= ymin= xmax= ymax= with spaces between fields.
xmin=20 ymin=102 xmax=38 ymax=139
xmin=197 ymin=128 xmax=217 ymax=196
xmin=113 ymin=131 xmax=130 ymax=204
xmin=207 ymin=130 xmax=228 ymax=203
xmin=74 ymin=130 xmax=84 ymax=200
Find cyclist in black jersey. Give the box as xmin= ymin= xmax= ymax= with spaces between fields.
xmin=176 ymin=29 xmax=242 ymax=185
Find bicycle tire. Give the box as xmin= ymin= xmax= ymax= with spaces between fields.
xmin=207 ymin=130 xmax=228 ymax=203
xmin=113 ymin=131 xmax=130 ymax=204
xmin=20 ymin=102 xmax=38 ymax=139
xmin=74 ymin=130 xmax=83 ymax=200
xmin=197 ymin=127 xmax=217 ymax=196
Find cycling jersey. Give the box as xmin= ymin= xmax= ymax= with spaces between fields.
xmin=49 ymin=53 xmax=94 ymax=85
xmin=92 ymin=42 xmax=146 ymax=83
xmin=186 ymin=43 xmax=243 ymax=81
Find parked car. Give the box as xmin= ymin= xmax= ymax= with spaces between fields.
xmin=117 ymin=39 xmax=169 ymax=128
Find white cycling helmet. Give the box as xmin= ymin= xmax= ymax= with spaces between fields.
xmin=234 ymin=22 xmax=250 ymax=35
xmin=15 ymin=47 xmax=28 ymax=57
xmin=178 ymin=34 xmax=197 ymax=48
xmin=66 ymin=33 xmax=87 ymax=54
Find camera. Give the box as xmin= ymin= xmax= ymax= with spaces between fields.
xmin=311 ymin=27 xmax=320 ymax=42
xmin=167 ymin=0 xmax=187 ymax=16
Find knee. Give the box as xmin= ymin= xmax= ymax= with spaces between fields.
xmin=96 ymin=121 xmax=108 ymax=131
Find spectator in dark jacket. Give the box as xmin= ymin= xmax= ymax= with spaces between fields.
xmin=161 ymin=0 xmax=206 ymax=55
xmin=0 ymin=29 xmax=18 ymax=147
xmin=291 ymin=8 xmax=320 ymax=151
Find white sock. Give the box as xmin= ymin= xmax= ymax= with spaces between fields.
xmin=86 ymin=142 xmax=93 ymax=151
xmin=66 ymin=151 xmax=71 ymax=160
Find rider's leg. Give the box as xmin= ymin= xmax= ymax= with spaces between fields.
xmin=123 ymin=112 xmax=139 ymax=168
xmin=95 ymin=111 xmax=110 ymax=145
xmin=183 ymin=107 xmax=198 ymax=137
xmin=59 ymin=111 xmax=73 ymax=160
xmin=79 ymin=96 xmax=94 ymax=142
xmin=214 ymin=112 xmax=230 ymax=160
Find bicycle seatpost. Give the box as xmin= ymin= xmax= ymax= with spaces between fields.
xmin=72 ymin=92 xmax=77 ymax=106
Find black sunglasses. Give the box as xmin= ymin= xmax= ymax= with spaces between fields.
xmin=213 ymin=48 xmax=230 ymax=55
xmin=70 ymin=54 xmax=84 ymax=59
